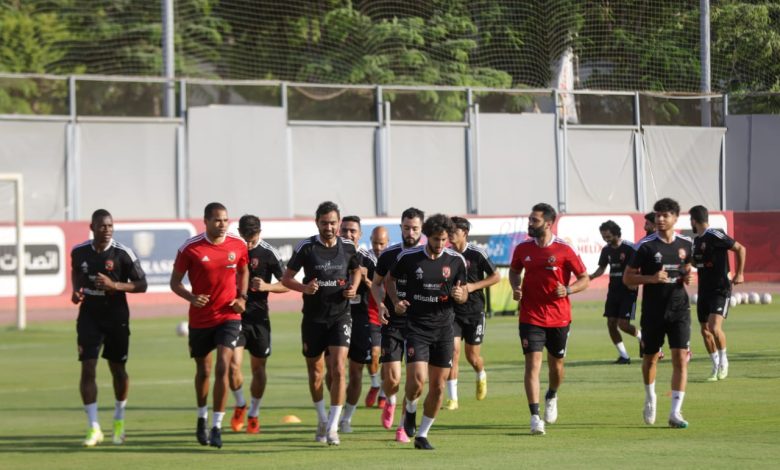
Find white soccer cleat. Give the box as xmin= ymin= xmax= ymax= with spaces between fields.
xmin=544 ymin=397 xmax=558 ymax=424
xmin=668 ymin=413 xmax=689 ymax=429
xmin=339 ymin=419 xmax=352 ymax=433
xmin=717 ymin=363 xmax=729 ymax=380
xmin=315 ymin=421 xmax=327 ymax=443
xmin=83 ymin=427 xmax=104 ymax=447
xmin=530 ymin=415 xmax=546 ymax=435
xmin=327 ymin=430 xmax=340 ymax=446
xmin=643 ymin=396 xmax=657 ymax=425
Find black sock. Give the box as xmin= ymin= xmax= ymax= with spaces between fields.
xmin=545 ymin=389 xmax=557 ymax=400
xmin=529 ymin=403 xmax=540 ymax=416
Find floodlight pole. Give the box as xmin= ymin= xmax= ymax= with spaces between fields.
xmin=162 ymin=0 xmax=176 ymax=117
xmin=701 ymin=0 xmax=712 ymax=127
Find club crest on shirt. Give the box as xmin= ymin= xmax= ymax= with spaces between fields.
xmin=250 ymin=258 xmax=259 ymax=269
xmin=442 ymin=266 xmax=451 ymax=279
xmin=407 ymin=346 xmax=415 ymax=358
xmin=547 ymin=256 xmax=556 ymax=265
xmin=619 ymin=252 xmax=625 ymax=261
xmin=228 ymin=252 xmax=236 ymax=262
xmin=105 ymin=260 xmax=114 ymax=271
xmin=678 ymin=248 xmax=687 ymax=260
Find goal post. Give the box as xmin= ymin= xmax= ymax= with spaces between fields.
xmin=0 ymin=173 xmax=25 ymax=330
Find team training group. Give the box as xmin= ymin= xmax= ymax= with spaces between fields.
xmin=70 ymin=198 xmax=746 ymax=449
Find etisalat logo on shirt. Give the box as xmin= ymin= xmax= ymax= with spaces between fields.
xmin=316 ymin=279 xmax=347 ymax=287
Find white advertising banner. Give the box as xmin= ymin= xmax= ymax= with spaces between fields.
xmin=0 ymin=226 xmax=66 ymax=297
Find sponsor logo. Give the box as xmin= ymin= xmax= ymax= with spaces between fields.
xmin=654 ymin=252 xmax=663 ymax=263
xmin=81 ymin=261 xmax=89 ymax=273
xmin=314 ymin=261 xmax=344 ymax=272
xmin=442 ymin=266 xmax=451 ymax=279
xmin=413 ymin=294 xmax=440 ymax=303
xmin=105 ymin=260 xmax=114 ymax=272
xmin=524 ymin=256 xmax=531 ymax=262
xmin=415 ymin=267 xmax=424 ymax=280
xmin=201 ymin=255 xmax=210 ymax=262
xmin=317 ymin=279 xmax=346 ymax=287
xmin=423 ymin=283 xmax=442 ymax=291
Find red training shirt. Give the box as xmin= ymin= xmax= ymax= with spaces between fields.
xmin=510 ymin=237 xmax=587 ymax=328
xmin=174 ymin=233 xmax=249 ymax=328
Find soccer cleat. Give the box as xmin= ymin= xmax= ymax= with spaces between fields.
xmin=414 ymin=436 xmax=435 ymax=450
xmin=196 ymin=417 xmax=209 ymax=445
xmin=377 ymin=396 xmax=387 ymax=409
xmin=544 ymin=397 xmax=558 ymax=424
xmin=327 ymin=430 xmax=340 ymax=446
xmin=112 ymin=419 xmax=126 ymax=445
xmin=717 ymin=363 xmax=729 ymax=380
xmin=381 ymin=403 xmax=396 ymax=429
xmin=643 ymin=396 xmax=657 ymax=425
xmin=668 ymin=414 xmax=689 ymax=429
xmin=614 ymin=356 xmax=631 ymax=364
xmin=403 ymin=410 xmax=417 ymax=438
xmin=476 ymin=374 xmax=487 ymax=401
xmin=315 ymin=421 xmax=327 ymax=443
xmin=443 ymin=399 xmax=459 ymax=410
xmin=209 ymin=426 xmax=222 ymax=448
xmin=530 ymin=415 xmax=546 ymax=435
xmin=395 ymin=426 xmax=410 ymax=443
xmin=339 ymin=419 xmax=353 ymax=433
xmin=230 ymin=405 xmax=247 ymax=432
xmin=246 ymin=416 xmax=260 ymax=434
xmin=83 ymin=427 xmax=104 ymax=447
xmin=705 ymin=366 xmax=719 ymax=382
xmin=365 ymin=386 xmax=380 ymax=407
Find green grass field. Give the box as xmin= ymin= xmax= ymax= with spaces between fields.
xmin=1 ymin=301 xmax=779 ymax=469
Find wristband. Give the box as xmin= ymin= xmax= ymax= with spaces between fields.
xmin=565 ymin=286 xmax=572 ymax=296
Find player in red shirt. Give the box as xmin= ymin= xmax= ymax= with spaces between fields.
xmin=508 ymin=203 xmax=589 ymax=436
xmin=170 ymin=202 xmax=249 ymax=448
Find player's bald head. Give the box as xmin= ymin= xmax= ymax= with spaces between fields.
xmin=371 ymin=225 xmax=388 ymax=242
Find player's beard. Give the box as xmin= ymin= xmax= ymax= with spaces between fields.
xmin=403 ymin=235 xmax=420 ymax=248
xmin=528 ymin=226 xmax=544 ymax=238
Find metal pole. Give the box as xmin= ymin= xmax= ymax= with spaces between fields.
xmin=465 ymin=88 xmax=476 ymax=214
xmin=701 ymin=0 xmax=712 ymax=127
xmin=374 ymin=86 xmax=386 ymax=216
xmin=66 ymin=75 xmax=79 ymax=221
xmin=282 ymin=82 xmax=294 ymax=217
xmin=15 ymin=175 xmax=25 ymax=330
xmin=553 ymin=90 xmax=564 ymax=213
xmin=162 ymin=0 xmax=175 ymax=117
xmin=176 ymin=79 xmax=187 ymax=218
xmin=634 ymin=91 xmax=645 ymax=212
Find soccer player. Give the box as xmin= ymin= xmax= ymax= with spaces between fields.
xmin=371 ymin=207 xmax=425 ymax=443
xmin=690 ymin=205 xmax=746 ymax=381
xmin=589 ymin=220 xmax=641 ymax=364
xmin=71 ymin=209 xmax=147 ymax=447
xmin=228 ymin=215 xmax=288 ymax=434
xmin=365 ymin=226 xmax=389 ymax=408
xmin=338 ymin=215 xmax=378 ymax=432
xmin=508 ymin=203 xmax=589 ymax=435
xmin=281 ymin=201 xmax=361 ymax=446
xmin=170 ymin=202 xmax=249 ymax=448
xmin=624 ymin=198 xmax=693 ymax=429
xmin=443 ymin=216 xmax=500 ymax=409
xmin=385 ymin=214 xmax=468 ymax=450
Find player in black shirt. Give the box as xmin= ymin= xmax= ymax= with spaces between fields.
xmin=337 ymin=215 xmax=377 ymax=432
xmin=281 ymin=201 xmax=361 ymax=446
xmin=690 ymin=205 xmax=746 ymax=382
xmin=443 ymin=216 xmax=500 ymax=409
xmin=371 ymin=207 xmax=424 ymax=442
xmin=624 ymin=198 xmax=693 ymax=429
xmin=227 ymin=215 xmax=288 ymax=434
xmin=589 ymin=220 xmax=640 ymax=364
xmin=386 ymin=214 xmax=468 ymax=450
xmin=71 ymin=209 xmax=147 ymax=447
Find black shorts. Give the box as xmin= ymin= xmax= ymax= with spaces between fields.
xmin=370 ymin=324 xmax=382 ymax=350
xmin=696 ymin=293 xmax=730 ymax=324
xmin=301 ymin=315 xmax=351 ymax=358
xmin=640 ymin=311 xmax=691 ymax=354
xmin=349 ymin=317 xmax=373 ymax=364
xmin=519 ymin=323 xmax=570 ymax=358
xmin=380 ymin=324 xmax=406 ymax=364
xmin=77 ymin=311 xmax=130 ymax=363
xmin=237 ymin=317 xmax=272 ymax=358
xmin=188 ymin=320 xmax=242 ymax=358
xmin=604 ymin=292 xmax=637 ymax=320
xmin=453 ymin=313 xmax=486 ymax=345
xmin=405 ymin=323 xmax=454 ymax=368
